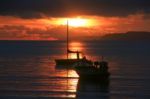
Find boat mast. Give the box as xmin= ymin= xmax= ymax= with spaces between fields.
xmin=66 ymin=19 xmax=69 ymax=96
xmin=67 ymin=19 xmax=69 ymax=59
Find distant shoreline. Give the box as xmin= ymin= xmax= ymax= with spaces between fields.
xmin=0 ymin=31 xmax=150 ymax=42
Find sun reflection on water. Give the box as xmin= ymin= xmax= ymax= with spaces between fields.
xmin=69 ymin=42 xmax=83 ymax=51
xmin=59 ymin=70 xmax=79 ymax=98
xmin=68 ymin=42 xmax=84 ymax=59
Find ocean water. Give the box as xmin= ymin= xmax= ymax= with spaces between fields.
xmin=0 ymin=40 xmax=150 ymax=99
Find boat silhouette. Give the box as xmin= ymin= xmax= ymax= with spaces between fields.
xmin=74 ymin=57 xmax=110 ymax=80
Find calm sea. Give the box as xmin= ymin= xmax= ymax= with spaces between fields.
xmin=0 ymin=40 xmax=150 ymax=99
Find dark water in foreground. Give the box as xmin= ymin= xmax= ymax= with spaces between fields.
xmin=0 ymin=40 xmax=150 ymax=99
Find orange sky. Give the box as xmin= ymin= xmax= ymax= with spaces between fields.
xmin=0 ymin=14 xmax=150 ymax=40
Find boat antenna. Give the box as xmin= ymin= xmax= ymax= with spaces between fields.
xmin=67 ymin=19 xmax=69 ymax=59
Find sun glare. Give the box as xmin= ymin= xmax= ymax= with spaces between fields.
xmin=56 ymin=17 xmax=92 ymax=27
xmin=67 ymin=18 xmax=87 ymax=27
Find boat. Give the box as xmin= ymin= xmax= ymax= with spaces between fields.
xmin=74 ymin=58 xmax=110 ymax=80
xmin=55 ymin=50 xmax=87 ymax=68
xmin=55 ymin=20 xmax=92 ymax=68
xmin=55 ymin=51 xmax=92 ymax=68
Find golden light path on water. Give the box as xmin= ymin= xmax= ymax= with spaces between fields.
xmin=68 ymin=41 xmax=99 ymax=60
xmin=69 ymin=42 xmax=84 ymax=59
xmin=54 ymin=41 xmax=82 ymax=98
xmin=61 ymin=41 xmax=99 ymax=60
xmin=56 ymin=42 xmax=82 ymax=98
xmin=36 ymin=57 xmax=79 ymax=98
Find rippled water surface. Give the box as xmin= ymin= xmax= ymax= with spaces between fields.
xmin=0 ymin=40 xmax=150 ymax=99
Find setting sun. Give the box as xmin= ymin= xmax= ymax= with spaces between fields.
xmin=56 ymin=17 xmax=93 ymax=27
xmin=67 ymin=18 xmax=87 ymax=27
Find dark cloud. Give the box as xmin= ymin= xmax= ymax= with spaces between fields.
xmin=0 ymin=0 xmax=150 ymax=18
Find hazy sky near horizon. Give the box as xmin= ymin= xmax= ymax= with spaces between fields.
xmin=0 ymin=0 xmax=150 ymax=40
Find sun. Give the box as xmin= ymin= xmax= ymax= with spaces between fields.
xmin=67 ymin=18 xmax=87 ymax=27
xmin=56 ymin=17 xmax=92 ymax=27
